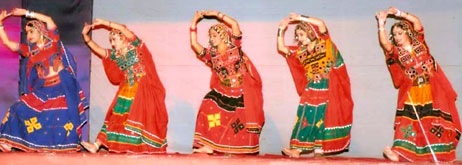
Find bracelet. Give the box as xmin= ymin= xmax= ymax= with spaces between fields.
xmin=277 ymin=28 xmax=283 ymax=37
xmin=395 ymin=10 xmax=401 ymax=17
xmin=379 ymin=21 xmax=385 ymax=26
xmin=378 ymin=27 xmax=385 ymax=31
xmin=25 ymin=10 xmax=35 ymax=18
xmin=190 ymin=26 xmax=197 ymax=32
xmin=217 ymin=12 xmax=225 ymax=20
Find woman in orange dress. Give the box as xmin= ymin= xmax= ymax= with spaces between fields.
xmin=376 ymin=7 xmax=460 ymax=162
xmin=80 ymin=18 xmax=168 ymax=153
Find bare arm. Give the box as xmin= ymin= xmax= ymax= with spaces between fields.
xmin=82 ymin=23 xmax=107 ymax=59
xmin=290 ymin=12 xmax=327 ymax=34
xmin=12 ymin=8 xmax=56 ymax=30
xmin=93 ymin=18 xmax=135 ymax=40
xmin=276 ymin=17 xmax=290 ymax=56
xmin=388 ymin=7 xmax=422 ymax=32
xmin=0 ymin=10 xmax=19 ymax=52
xmin=376 ymin=11 xmax=393 ymax=52
xmin=203 ymin=10 xmax=241 ymax=37
xmin=190 ymin=11 xmax=205 ymax=55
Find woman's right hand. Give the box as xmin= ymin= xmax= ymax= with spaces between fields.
xmin=191 ymin=11 xmax=203 ymax=25
xmin=375 ymin=11 xmax=388 ymax=25
xmin=82 ymin=22 xmax=91 ymax=35
xmin=0 ymin=10 xmax=12 ymax=23
xmin=279 ymin=17 xmax=290 ymax=30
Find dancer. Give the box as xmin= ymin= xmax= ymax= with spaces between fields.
xmin=190 ymin=10 xmax=264 ymax=154
xmin=0 ymin=8 xmax=88 ymax=152
xmin=376 ymin=7 xmax=461 ymax=162
xmin=81 ymin=18 xmax=168 ymax=153
xmin=277 ymin=13 xmax=353 ymax=157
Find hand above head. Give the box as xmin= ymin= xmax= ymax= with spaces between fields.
xmin=11 ymin=8 xmax=26 ymax=16
xmin=191 ymin=11 xmax=204 ymax=24
xmin=202 ymin=10 xmax=219 ymax=17
xmin=82 ymin=22 xmax=92 ymax=35
xmin=387 ymin=6 xmax=400 ymax=16
xmin=289 ymin=12 xmax=301 ymax=22
xmin=92 ymin=18 xmax=108 ymax=27
xmin=279 ymin=17 xmax=290 ymax=30
xmin=0 ymin=10 xmax=12 ymax=22
xmin=375 ymin=11 xmax=388 ymax=25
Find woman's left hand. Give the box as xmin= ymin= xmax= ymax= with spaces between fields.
xmin=0 ymin=10 xmax=12 ymax=22
xmin=387 ymin=6 xmax=399 ymax=16
xmin=11 ymin=8 xmax=26 ymax=16
xmin=202 ymin=10 xmax=219 ymax=17
xmin=92 ymin=18 xmax=108 ymax=27
xmin=289 ymin=12 xmax=301 ymax=22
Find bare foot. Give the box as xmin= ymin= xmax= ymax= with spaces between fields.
xmin=192 ymin=146 xmax=213 ymax=154
xmin=314 ymin=149 xmax=323 ymax=157
xmin=281 ymin=148 xmax=301 ymax=158
xmin=383 ymin=146 xmax=399 ymax=161
xmin=81 ymin=141 xmax=99 ymax=153
xmin=0 ymin=143 xmax=11 ymax=152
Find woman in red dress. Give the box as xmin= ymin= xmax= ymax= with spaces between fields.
xmin=376 ymin=7 xmax=461 ymax=162
xmin=80 ymin=18 xmax=168 ymax=153
xmin=190 ymin=10 xmax=264 ymax=154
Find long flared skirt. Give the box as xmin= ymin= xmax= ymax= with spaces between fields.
xmin=391 ymin=84 xmax=459 ymax=162
xmin=193 ymin=87 xmax=260 ymax=154
xmin=96 ymin=82 xmax=167 ymax=153
xmin=289 ymin=78 xmax=351 ymax=153
xmin=0 ymin=70 xmax=88 ymax=152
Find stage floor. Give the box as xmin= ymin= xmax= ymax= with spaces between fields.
xmin=1 ymin=152 xmax=458 ymax=165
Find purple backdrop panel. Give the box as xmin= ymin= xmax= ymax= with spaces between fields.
xmin=0 ymin=1 xmax=21 ymax=133
xmin=0 ymin=0 xmax=92 ymax=140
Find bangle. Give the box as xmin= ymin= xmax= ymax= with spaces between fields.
xmin=217 ymin=12 xmax=225 ymax=20
xmin=379 ymin=21 xmax=385 ymax=26
xmin=277 ymin=28 xmax=283 ymax=37
xmin=190 ymin=26 xmax=197 ymax=32
xmin=395 ymin=10 xmax=401 ymax=17
xmin=25 ymin=10 xmax=34 ymax=18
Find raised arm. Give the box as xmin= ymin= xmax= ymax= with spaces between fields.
xmin=190 ymin=11 xmax=205 ymax=55
xmin=0 ymin=10 xmax=19 ymax=52
xmin=12 ymin=8 xmax=56 ymax=30
xmin=276 ymin=17 xmax=290 ymax=56
xmin=82 ymin=23 xmax=106 ymax=59
xmin=388 ymin=7 xmax=422 ymax=32
xmin=203 ymin=10 xmax=241 ymax=37
xmin=92 ymin=18 xmax=135 ymax=40
xmin=289 ymin=12 xmax=327 ymax=34
xmin=376 ymin=10 xmax=393 ymax=52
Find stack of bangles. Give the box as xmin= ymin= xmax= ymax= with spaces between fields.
xmin=25 ymin=10 xmax=35 ymax=18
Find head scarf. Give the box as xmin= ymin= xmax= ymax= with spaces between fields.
xmin=294 ymin=22 xmax=318 ymax=45
xmin=208 ymin=23 xmax=233 ymax=47
xmin=26 ymin=20 xmax=50 ymax=41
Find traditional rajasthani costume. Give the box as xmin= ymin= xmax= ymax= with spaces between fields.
xmin=285 ymin=24 xmax=353 ymax=154
xmin=193 ymin=24 xmax=264 ymax=154
xmin=95 ymin=34 xmax=168 ymax=153
xmin=0 ymin=21 xmax=88 ymax=152
xmin=385 ymin=21 xmax=460 ymax=162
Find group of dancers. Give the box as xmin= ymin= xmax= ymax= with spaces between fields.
xmin=0 ymin=6 xmax=459 ymax=162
